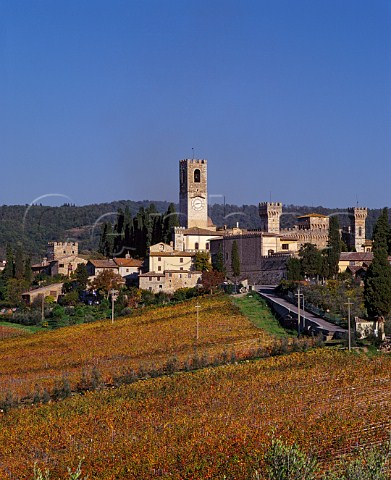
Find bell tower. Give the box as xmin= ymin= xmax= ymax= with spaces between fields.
xmin=179 ymin=159 xmax=208 ymax=229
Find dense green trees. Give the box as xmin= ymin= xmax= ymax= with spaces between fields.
xmin=98 ymin=203 xmax=179 ymax=259
xmin=0 ymin=244 xmax=33 ymax=305
xmin=327 ymin=215 xmax=342 ymax=278
xmin=212 ymin=245 xmax=225 ymax=274
xmin=194 ymin=252 xmax=211 ymax=272
xmin=364 ymin=208 xmax=391 ymax=318
xmin=231 ymin=240 xmax=240 ymax=279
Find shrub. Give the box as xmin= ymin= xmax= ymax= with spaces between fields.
xmin=263 ymin=438 xmax=318 ymax=480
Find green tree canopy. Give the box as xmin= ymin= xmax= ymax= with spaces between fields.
xmin=364 ymin=208 xmax=391 ymax=318
xmin=327 ymin=215 xmax=342 ymax=278
xmin=231 ymin=240 xmax=240 ymax=279
xmin=299 ymin=243 xmax=322 ymax=278
xmin=194 ymin=252 xmax=211 ymax=272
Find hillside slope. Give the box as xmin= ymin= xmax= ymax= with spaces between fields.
xmin=0 ymin=295 xmax=272 ymax=401
xmin=1 ymin=349 xmax=390 ymax=479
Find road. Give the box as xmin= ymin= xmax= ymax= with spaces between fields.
xmin=256 ymin=286 xmax=347 ymax=338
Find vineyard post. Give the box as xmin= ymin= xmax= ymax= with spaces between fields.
xmin=345 ymin=297 xmax=353 ymax=351
xmin=110 ymin=289 xmax=116 ymax=324
xmin=195 ymin=303 xmax=200 ymax=340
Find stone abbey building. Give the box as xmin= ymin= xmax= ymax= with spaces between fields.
xmin=173 ymin=158 xmax=369 ymax=285
xmin=141 ymin=158 xmax=370 ymax=288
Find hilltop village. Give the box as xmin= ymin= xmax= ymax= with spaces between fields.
xmin=6 ymin=157 xmax=375 ymax=304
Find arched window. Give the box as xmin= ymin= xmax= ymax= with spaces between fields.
xmin=359 ymin=227 xmax=362 ymax=237
xmin=195 ymin=242 xmax=199 ymax=250
xmin=194 ymin=169 xmax=201 ymax=183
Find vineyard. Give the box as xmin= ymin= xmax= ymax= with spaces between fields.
xmin=0 ymin=295 xmax=273 ymax=402
xmin=0 ymin=349 xmax=390 ymax=478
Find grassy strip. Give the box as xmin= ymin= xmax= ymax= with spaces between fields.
xmin=232 ymin=293 xmax=294 ymax=338
xmin=0 ymin=321 xmax=41 ymax=333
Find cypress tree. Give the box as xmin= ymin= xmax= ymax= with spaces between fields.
xmin=3 ymin=245 xmax=14 ymax=280
xmin=24 ymin=256 xmax=32 ymax=285
xmin=14 ymin=244 xmax=24 ymax=280
xmin=213 ymin=245 xmax=225 ymax=274
xmin=327 ymin=215 xmax=341 ymax=278
xmin=364 ymin=208 xmax=391 ymax=318
xmin=286 ymin=257 xmax=303 ymax=281
xmin=231 ymin=240 xmax=240 ymax=278
xmin=163 ymin=203 xmax=179 ymax=244
xmin=113 ymin=208 xmax=125 ymax=256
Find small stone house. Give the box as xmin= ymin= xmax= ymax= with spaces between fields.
xmin=22 ymin=283 xmax=64 ymax=304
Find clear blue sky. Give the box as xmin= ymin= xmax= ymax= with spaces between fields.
xmin=1 ymin=0 xmax=390 ymax=209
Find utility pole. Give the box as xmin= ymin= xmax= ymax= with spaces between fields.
xmin=295 ymin=287 xmax=302 ymax=337
xmin=41 ymin=294 xmax=44 ymax=323
xmin=345 ymin=297 xmax=353 ymax=351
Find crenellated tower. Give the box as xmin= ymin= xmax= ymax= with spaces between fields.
xmin=348 ymin=207 xmax=368 ymax=252
xmin=259 ymin=202 xmax=282 ymax=234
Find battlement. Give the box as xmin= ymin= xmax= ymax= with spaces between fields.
xmin=48 ymin=241 xmax=78 ymax=247
xmin=348 ymin=207 xmax=368 ymax=216
xmin=180 ymin=159 xmax=207 ymax=164
xmin=259 ymin=202 xmax=283 ymax=208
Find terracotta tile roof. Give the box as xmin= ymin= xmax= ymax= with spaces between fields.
xmin=340 ymin=252 xmax=373 ymax=262
xmin=88 ymin=259 xmax=118 ymax=268
xmin=164 ymin=269 xmax=201 ymax=274
xmin=114 ymin=258 xmax=143 ymax=267
xmin=139 ymin=272 xmax=165 ymax=277
xmin=179 ymin=227 xmax=221 ymax=236
xmin=297 ymin=213 xmax=328 ymax=219
xmin=150 ymin=251 xmax=194 ymax=257
xmin=346 ymin=265 xmax=367 ymax=273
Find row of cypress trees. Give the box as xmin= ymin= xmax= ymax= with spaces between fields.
xmin=98 ymin=203 xmax=179 ymax=259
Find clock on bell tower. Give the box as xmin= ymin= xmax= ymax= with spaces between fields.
xmin=179 ymin=159 xmax=208 ymax=229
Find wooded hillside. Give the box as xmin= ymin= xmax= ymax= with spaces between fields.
xmin=0 ymin=201 xmax=383 ymax=260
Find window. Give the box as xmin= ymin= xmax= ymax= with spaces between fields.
xmin=158 ymin=266 xmax=162 ymax=271
xmin=359 ymin=227 xmax=362 ymax=237
xmin=282 ymin=244 xmax=289 ymax=250
xmin=149 ymin=277 xmax=152 ymax=281
xmin=180 ymin=258 xmax=183 ymax=263
xmin=59 ymin=263 xmax=64 ymax=268
xmin=158 ymin=257 xmax=161 ymax=261
xmin=206 ymin=242 xmax=210 ymax=250
xmin=159 ymin=285 xmax=162 ymax=289
xmin=126 ymin=268 xmax=129 ymax=272
xmin=194 ymin=169 xmax=201 ymax=183
xmin=169 ymin=272 xmax=172 ymax=277
xmin=268 ymin=249 xmax=274 ymax=256
xmin=180 ymin=267 xmax=183 ymax=271
xmin=195 ymin=242 xmax=199 ymax=250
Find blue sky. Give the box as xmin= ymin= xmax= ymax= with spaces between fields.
xmin=1 ymin=0 xmax=390 ymax=209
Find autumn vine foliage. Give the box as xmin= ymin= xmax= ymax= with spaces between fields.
xmin=0 ymin=295 xmax=273 ymax=402
xmin=0 ymin=349 xmax=390 ymax=479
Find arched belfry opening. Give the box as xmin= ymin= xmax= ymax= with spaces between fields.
xmin=194 ymin=169 xmax=201 ymax=183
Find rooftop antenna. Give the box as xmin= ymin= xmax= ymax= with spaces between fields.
xmin=356 ymin=194 xmax=359 ymax=207
xmin=192 ymin=147 xmax=194 ymax=159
